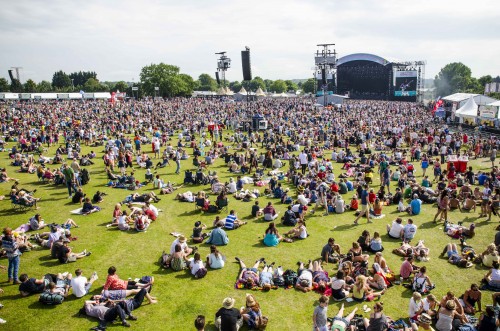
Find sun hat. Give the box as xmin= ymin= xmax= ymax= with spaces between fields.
xmin=222 ymin=297 xmax=235 ymax=309
xmin=178 ymin=235 xmax=187 ymax=242
xmin=418 ymin=313 xmax=432 ymax=324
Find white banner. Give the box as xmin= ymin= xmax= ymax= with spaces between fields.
xmin=395 ymin=70 xmax=418 ymax=78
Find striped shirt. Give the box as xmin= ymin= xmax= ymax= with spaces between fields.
xmin=2 ymin=236 xmax=20 ymax=258
xmin=225 ymin=214 xmax=237 ymax=229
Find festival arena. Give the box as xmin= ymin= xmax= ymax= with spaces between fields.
xmin=0 ymin=96 xmax=499 ymax=331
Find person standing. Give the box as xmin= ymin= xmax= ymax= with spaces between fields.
xmin=175 ymin=148 xmax=181 ymax=174
xmin=354 ymin=184 xmax=372 ymax=225
xmin=2 ymin=228 xmax=21 ymax=284
xmin=62 ymin=163 xmax=77 ymax=199
xmin=313 ymin=295 xmax=329 ymax=331
xmin=299 ymin=149 xmax=308 ymax=175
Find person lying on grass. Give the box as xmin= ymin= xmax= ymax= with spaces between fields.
xmin=19 ymin=272 xmax=71 ymax=297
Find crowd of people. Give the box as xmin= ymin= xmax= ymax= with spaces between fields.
xmin=1 ymin=96 xmax=500 ymax=330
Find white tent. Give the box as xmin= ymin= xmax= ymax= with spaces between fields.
xmin=217 ymin=87 xmax=226 ymax=95
xmin=0 ymin=93 xmax=19 ymax=100
xmin=455 ymin=96 xmax=478 ymax=122
xmin=488 ymin=100 xmax=500 ymax=107
xmin=255 ymin=87 xmax=266 ymax=97
xmin=443 ymin=93 xmax=497 ymax=108
xmin=225 ymin=87 xmax=233 ymax=96
xmin=238 ymin=87 xmax=247 ymax=94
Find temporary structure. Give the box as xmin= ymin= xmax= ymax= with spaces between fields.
xmin=455 ymin=96 xmax=478 ymax=123
xmin=255 ymin=87 xmax=266 ymax=97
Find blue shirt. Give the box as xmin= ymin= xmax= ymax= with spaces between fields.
xmin=225 ymin=214 xmax=237 ymax=229
xmin=478 ymin=174 xmax=488 ymax=185
xmin=410 ymin=199 xmax=422 ymax=215
xmin=361 ymin=190 xmax=369 ymax=205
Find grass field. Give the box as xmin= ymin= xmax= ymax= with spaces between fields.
xmin=0 ymin=139 xmax=497 ymax=331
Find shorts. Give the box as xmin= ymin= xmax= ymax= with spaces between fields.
xmin=447 ymin=250 xmax=458 ymax=258
xmin=481 ymin=199 xmax=489 ymax=206
xmin=361 ymin=204 xmax=368 ymax=212
xmin=332 ymin=316 xmax=350 ymax=326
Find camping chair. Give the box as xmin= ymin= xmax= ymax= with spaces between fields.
xmin=216 ymin=197 xmax=228 ymax=212
xmin=195 ymin=198 xmax=206 ymax=212
xmin=184 ymin=170 xmax=195 ymax=185
xmin=11 ymin=196 xmax=34 ymax=212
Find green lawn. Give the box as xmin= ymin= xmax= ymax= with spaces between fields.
xmin=0 ymin=140 xmax=497 ymax=331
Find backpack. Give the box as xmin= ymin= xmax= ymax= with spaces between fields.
xmin=272 ymin=276 xmax=285 ymax=287
xmin=283 ymin=269 xmax=298 ymax=287
xmin=39 ymin=292 xmax=64 ymax=305
xmin=194 ymin=268 xmax=207 ymax=279
xmin=80 ymin=168 xmax=90 ymax=185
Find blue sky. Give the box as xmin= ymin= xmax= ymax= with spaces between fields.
xmin=1 ymin=0 xmax=498 ymax=83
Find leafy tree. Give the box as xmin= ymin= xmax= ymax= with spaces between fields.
xmin=466 ymin=77 xmax=483 ymax=94
xmin=493 ymin=76 xmax=500 ymax=83
xmin=52 ymin=70 xmax=72 ymax=89
xmin=301 ymin=78 xmax=316 ymax=94
xmin=434 ymin=62 xmax=474 ymax=96
xmin=285 ymin=80 xmax=298 ymax=92
xmin=270 ymin=80 xmax=287 ymax=93
xmin=197 ymin=73 xmax=218 ymax=91
xmin=478 ymin=75 xmax=493 ymax=88
xmin=36 ymin=81 xmax=53 ymax=92
xmin=229 ymin=81 xmax=242 ymax=93
xmin=264 ymin=79 xmax=273 ymax=91
xmin=83 ymin=78 xmax=101 ymax=92
xmin=69 ymin=71 xmax=97 ymax=87
xmin=140 ymin=63 xmax=194 ymax=97
xmin=241 ymin=81 xmax=251 ymax=91
xmin=10 ymin=79 xmax=23 ymax=92
xmin=23 ymin=79 xmax=37 ymax=92
xmin=250 ymin=77 xmax=266 ymax=91
xmin=0 ymin=78 xmax=9 ymax=91
xmin=112 ymin=81 xmax=129 ymax=93
xmin=489 ymin=92 xmax=500 ymax=99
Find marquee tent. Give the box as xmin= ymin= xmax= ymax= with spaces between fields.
xmin=455 ymin=96 xmax=478 ymax=122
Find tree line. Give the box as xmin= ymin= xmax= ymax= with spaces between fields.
xmin=1 ymin=62 xmax=497 ymax=98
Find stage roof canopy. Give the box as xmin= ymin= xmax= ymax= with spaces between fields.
xmin=337 ymin=53 xmax=397 ymax=66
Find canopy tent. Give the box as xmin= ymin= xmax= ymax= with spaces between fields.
xmin=443 ymin=93 xmax=497 ymax=108
xmin=238 ymin=87 xmax=247 ymax=94
xmin=217 ymin=87 xmax=226 ymax=95
xmin=488 ymin=100 xmax=500 ymax=107
xmin=255 ymin=87 xmax=266 ymax=97
xmin=225 ymin=87 xmax=234 ymax=96
xmin=455 ymin=96 xmax=478 ymax=122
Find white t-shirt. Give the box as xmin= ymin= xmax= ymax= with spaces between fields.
xmin=170 ymin=238 xmax=188 ymax=255
xmin=190 ymin=260 xmax=204 ymax=276
xmin=299 ymin=225 xmax=308 ymax=239
xmin=389 ymin=222 xmax=404 ymax=238
xmin=70 ymin=276 xmax=88 ymax=298
xmin=408 ymin=297 xmax=421 ymax=317
xmin=335 ymin=199 xmax=345 ymax=213
xmin=299 ymin=152 xmax=308 ymax=165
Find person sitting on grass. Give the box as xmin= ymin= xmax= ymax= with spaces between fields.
xmin=283 ymin=219 xmax=307 ymax=241
xmin=386 ymin=217 xmax=404 ymax=240
xmin=240 ymin=294 xmax=266 ymax=330
xmin=251 ymin=201 xmax=263 ymax=218
xmin=369 ymin=232 xmax=384 ymax=253
xmin=206 ymin=245 xmax=225 ymax=269
xmin=103 ymin=266 xmax=151 ymax=291
xmin=367 ymin=265 xmax=388 ymax=291
xmin=480 ymin=243 xmax=500 ymax=268
xmin=188 ymin=252 xmax=207 ymax=278
xmin=399 ymin=255 xmax=419 ymax=282
xmin=263 ymin=202 xmax=279 ymax=221
xmin=81 ymin=197 xmax=101 ymax=215
xmin=206 ymin=221 xmax=229 ymax=246
xmin=483 ymin=261 xmax=500 ymax=289
xmin=72 ymin=188 xmax=86 ymax=204
xmin=352 ymin=275 xmax=386 ymax=302
xmin=192 ymin=221 xmax=208 ymax=243
xmin=71 ymin=268 xmax=98 ymax=298
xmin=29 ymin=214 xmax=46 ymax=231
xmin=224 ymin=210 xmax=247 ymax=230
xmin=295 ymin=260 xmax=314 ymax=293
xmin=57 ymin=238 xmax=91 ymax=263
xmin=349 ymin=242 xmax=369 ymax=262
xmin=460 ymin=283 xmax=482 ymax=315
xmin=263 ymin=222 xmax=283 ymax=247
xmin=321 ymin=238 xmax=342 ymax=264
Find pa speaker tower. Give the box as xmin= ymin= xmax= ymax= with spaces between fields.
xmin=215 ymin=72 xmax=220 ymax=85
xmin=241 ymin=50 xmax=252 ymax=81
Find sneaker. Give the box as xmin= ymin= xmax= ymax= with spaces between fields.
xmin=0 ymin=318 xmax=6 ymax=324
xmin=82 ymin=249 xmax=87 ymax=255
xmin=128 ymin=315 xmax=137 ymax=321
xmin=13 ymin=280 xmax=21 ymax=285
xmin=234 ymin=257 xmax=241 ymax=262
xmin=122 ymin=321 xmax=130 ymax=327
xmin=86 ymin=252 xmax=92 ymax=257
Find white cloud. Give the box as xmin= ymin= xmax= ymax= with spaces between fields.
xmin=0 ymin=0 xmax=498 ymax=83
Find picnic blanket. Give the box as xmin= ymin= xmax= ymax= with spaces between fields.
xmin=70 ymin=208 xmax=84 ymax=215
